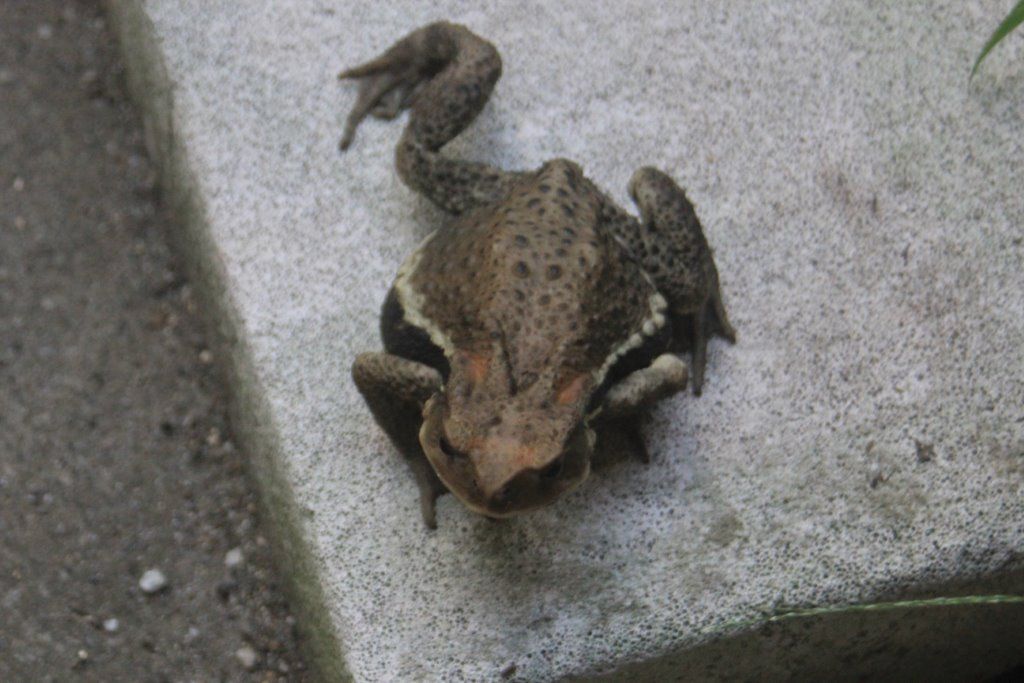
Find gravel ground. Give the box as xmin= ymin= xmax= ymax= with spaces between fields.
xmin=0 ymin=2 xmax=308 ymax=680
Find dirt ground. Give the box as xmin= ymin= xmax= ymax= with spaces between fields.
xmin=0 ymin=2 xmax=309 ymax=680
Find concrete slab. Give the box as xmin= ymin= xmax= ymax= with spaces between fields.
xmin=106 ymin=0 xmax=1024 ymax=680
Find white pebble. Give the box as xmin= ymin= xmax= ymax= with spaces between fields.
xmin=139 ymin=568 xmax=168 ymax=593
xmin=103 ymin=618 xmax=119 ymax=632
xmin=224 ymin=547 xmax=244 ymax=568
xmin=235 ymin=645 xmax=258 ymax=670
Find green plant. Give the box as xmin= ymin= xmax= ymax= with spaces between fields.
xmin=972 ymin=0 xmax=1024 ymax=78
xmin=721 ymin=593 xmax=1024 ymax=631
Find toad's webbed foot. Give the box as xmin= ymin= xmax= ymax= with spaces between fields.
xmin=339 ymin=22 xmax=526 ymax=215
xmin=337 ymin=24 xmax=447 ymax=151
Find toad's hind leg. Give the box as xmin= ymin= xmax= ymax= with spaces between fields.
xmin=339 ymin=22 xmax=526 ymax=215
xmin=602 ymin=167 xmax=735 ymax=395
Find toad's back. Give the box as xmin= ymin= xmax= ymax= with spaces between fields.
xmin=397 ymin=160 xmax=661 ymax=383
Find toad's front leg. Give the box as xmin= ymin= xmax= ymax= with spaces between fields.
xmin=351 ymin=352 xmax=446 ymax=528
xmin=599 ymin=354 xmax=689 ymax=419
xmin=596 ymin=354 xmax=689 ymax=463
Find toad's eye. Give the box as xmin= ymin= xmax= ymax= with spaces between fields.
xmin=539 ymin=455 xmax=564 ymax=481
xmin=439 ymin=436 xmax=468 ymax=462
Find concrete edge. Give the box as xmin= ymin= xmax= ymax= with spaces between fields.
xmin=581 ymin=567 xmax=1024 ymax=680
xmin=102 ymin=2 xmax=349 ymax=680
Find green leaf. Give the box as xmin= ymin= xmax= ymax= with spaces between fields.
xmin=972 ymin=0 xmax=1024 ymax=78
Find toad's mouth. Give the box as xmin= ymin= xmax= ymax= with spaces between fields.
xmin=419 ymin=395 xmax=592 ymax=518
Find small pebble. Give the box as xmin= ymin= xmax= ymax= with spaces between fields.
xmin=198 ymin=349 xmax=214 ymax=364
xmin=236 ymin=645 xmax=258 ymax=670
xmin=185 ymin=626 xmax=201 ymax=643
xmin=14 ymin=216 xmax=26 ymax=230
xmin=216 ymin=579 xmax=237 ymax=601
xmin=103 ymin=618 xmax=119 ymax=633
xmin=914 ymin=439 xmax=935 ymax=463
xmin=81 ymin=69 xmax=100 ymax=95
xmin=224 ymin=547 xmax=244 ymax=568
xmin=37 ymin=24 xmax=54 ymax=40
xmin=236 ymin=517 xmax=253 ymax=537
xmin=139 ymin=568 xmax=168 ymax=594
xmin=206 ymin=427 xmax=222 ymax=447
xmin=12 ymin=177 xmax=24 ymax=192
xmin=868 ymin=462 xmax=886 ymax=488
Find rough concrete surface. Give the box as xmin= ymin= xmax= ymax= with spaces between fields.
xmin=103 ymin=0 xmax=1024 ymax=680
xmin=0 ymin=2 xmax=308 ymax=680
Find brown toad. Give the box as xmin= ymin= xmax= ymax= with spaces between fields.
xmin=342 ymin=22 xmax=735 ymax=528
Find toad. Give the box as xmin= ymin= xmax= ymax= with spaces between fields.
xmin=342 ymin=22 xmax=734 ymax=528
